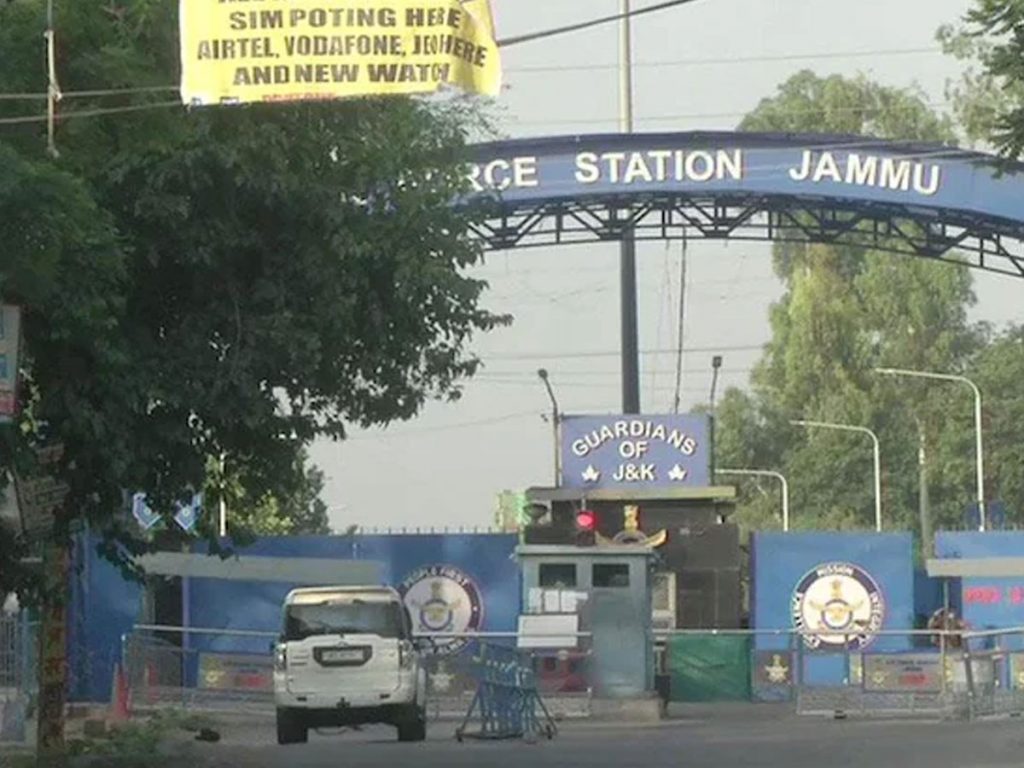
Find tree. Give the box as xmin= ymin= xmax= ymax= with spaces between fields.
xmin=0 ymin=0 xmax=500 ymax=559
xmin=219 ymin=450 xmax=333 ymax=537
xmin=718 ymin=71 xmax=986 ymax=538
xmin=969 ymin=326 xmax=1024 ymax=516
xmin=941 ymin=1 xmax=1024 ymax=157
xmin=0 ymin=0 xmax=503 ymax=750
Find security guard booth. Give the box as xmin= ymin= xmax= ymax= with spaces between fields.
xmin=516 ymin=544 xmax=657 ymax=701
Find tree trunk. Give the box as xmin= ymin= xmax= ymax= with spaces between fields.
xmin=36 ymin=539 xmax=69 ymax=755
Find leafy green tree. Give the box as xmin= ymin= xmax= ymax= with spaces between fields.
xmin=0 ymin=0 xmax=499 ymax=562
xmin=216 ymin=450 xmax=333 ymax=537
xmin=970 ymin=326 xmax=1024 ymax=517
xmin=0 ymin=0 xmax=502 ymax=749
xmin=719 ymin=72 xmax=986 ymax=538
xmin=941 ymin=1 xmax=1024 ymax=157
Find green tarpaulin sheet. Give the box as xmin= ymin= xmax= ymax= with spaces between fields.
xmin=668 ymin=635 xmax=752 ymax=702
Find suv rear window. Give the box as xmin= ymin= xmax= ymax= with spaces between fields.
xmin=284 ymin=599 xmax=405 ymax=641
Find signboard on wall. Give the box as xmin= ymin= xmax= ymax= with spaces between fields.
xmin=0 ymin=305 xmax=22 ymax=423
xmin=399 ymin=563 xmax=483 ymax=656
xmin=13 ymin=443 xmax=69 ymax=537
xmin=753 ymin=651 xmax=793 ymax=687
xmin=560 ymin=414 xmax=710 ymax=490
xmin=792 ymin=561 xmax=886 ymax=651
xmin=862 ymin=654 xmax=942 ymax=692
xmin=178 ymin=0 xmax=502 ymax=106
xmin=198 ymin=653 xmax=273 ymax=691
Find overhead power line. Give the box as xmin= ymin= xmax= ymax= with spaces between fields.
xmin=0 ymin=47 xmax=941 ymax=103
xmin=509 ymin=100 xmax=953 ymax=127
xmin=0 ymin=100 xmax=181 ymax=127
xmin=481 ymin=343 xmax=765 ymax=362
xmin=506 ymin=46 xmax=942 ymax=74
xmin=497 ymin=0 xmax=705 ymax=48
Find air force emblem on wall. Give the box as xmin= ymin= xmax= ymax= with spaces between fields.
xmin=792 ymin=562 xmax=885 ymax=650
xmin=399 ymin=565 xmax=483 ymax=656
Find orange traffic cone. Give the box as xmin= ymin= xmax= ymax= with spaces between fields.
xmin=110 ymin=664 xmax=130 ymax=722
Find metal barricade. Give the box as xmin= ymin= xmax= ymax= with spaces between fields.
xmin=455 ymin=642 xmax=557 ymax=741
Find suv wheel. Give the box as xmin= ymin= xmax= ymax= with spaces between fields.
xmin=396 ymin=706 xmax=427 ymax=742
xmin=276 ymin=707 xmax=308 ymax=745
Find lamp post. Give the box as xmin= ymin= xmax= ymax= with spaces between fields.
xmin=875 ymin=367 xmax=986 ymax=531
xmin=709 ymin=355 xmax=723 ymax=483
xmin=791 ymin=419 xmax=882 ymax=532
xmin=538 ymin=369 xmax=561 ymax=486
xmin=718 ymin=469 xmax=790 ymax=531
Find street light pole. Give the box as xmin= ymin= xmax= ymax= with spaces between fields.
xmin=875 ymin=367 xmax=986 ymax=531
xmin=619 ymin=0 xmax=640 ymax=414
xmin=538 ymin=369 xmax=561 ymax=486
xmin=718 ymin=469 xmax=790 ymax=531
xmin=792 ymin=419 xmax=882 ymax=532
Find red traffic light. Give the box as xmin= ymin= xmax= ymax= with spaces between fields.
xmin=575 ymin=509 xmax=597 ymax=532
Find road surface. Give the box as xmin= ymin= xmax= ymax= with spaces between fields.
xmin=174 ymin=705 xmax=1023 ymax=768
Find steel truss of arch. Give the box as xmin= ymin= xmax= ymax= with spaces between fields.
xmin=468 ymin=193 xmax=1024 ymax=278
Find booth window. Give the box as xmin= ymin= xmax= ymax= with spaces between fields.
xmin=539 ymin=563 xmax=577 ymax=588
xmin=593 ymin=564 xmax=630 ymax=588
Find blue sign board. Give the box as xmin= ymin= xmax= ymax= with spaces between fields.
xmin=131 ymin=492 xmax=161 ymax=530
xmin=174 ymin=493 xmax=203 ymax=533
xmin=560 ymin=414 xmax=710 ymax=490
xmin=464 ymin=133 xmax=1024 ymax=234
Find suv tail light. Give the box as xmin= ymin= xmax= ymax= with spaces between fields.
xmin=274 ymin=643 xmax=287 ymax=672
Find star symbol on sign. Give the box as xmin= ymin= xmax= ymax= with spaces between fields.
xmin=581 ymin=465 xmax=601 ymax=483
xmin=668 ymin=465 xmax=687 ymax=482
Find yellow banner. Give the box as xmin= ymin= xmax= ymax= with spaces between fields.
xmin=179 ymin=0 xmax=502 ymax=106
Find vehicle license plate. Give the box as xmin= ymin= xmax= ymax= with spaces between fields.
xmin=321 ymin=648 xmax=364 ymax=663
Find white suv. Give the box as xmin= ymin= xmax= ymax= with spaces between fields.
xmin=273 ymin=586 xmax=427 ymax=745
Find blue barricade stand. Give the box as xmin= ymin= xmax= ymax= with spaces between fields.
xmin=455 ymin=643 xmax=557 ymax=742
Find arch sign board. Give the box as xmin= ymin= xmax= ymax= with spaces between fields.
xmin=463 ymin=132 xmax=1024 ymax=277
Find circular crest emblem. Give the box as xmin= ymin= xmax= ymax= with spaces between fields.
xmin=792 ymin=562 xmax=885 ymax=650
xmin=399 ymin=564 xmax=483 ymax=656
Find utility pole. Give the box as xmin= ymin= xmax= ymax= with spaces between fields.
xmin=45 ymin=0 xmax=60 ymax=158
xmin=918 ymin=423 xmax=933 ymax=558
xmin=538 ymin=369 xmax=562 ymax=486
xmin=672 ymin=238 xmax=688 ymax=414
xmin=619 ymin=0 xmax=640 ymax=414
xmin=709 ymin=355 xmax=722 ymax=483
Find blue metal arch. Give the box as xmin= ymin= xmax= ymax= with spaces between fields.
xmin=463 ymin=132 xmax=1024 ymax=277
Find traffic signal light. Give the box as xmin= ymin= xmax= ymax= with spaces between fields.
xmin=575 ymin=509 xmax=597 ymax=546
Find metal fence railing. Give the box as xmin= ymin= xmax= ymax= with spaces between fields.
xmin=0 ymin=611 xmax=36 ymax=743
xmin=117 ymin=623 xmax=1024 ymax=722
xmin=668 ymin=625 xmax=1024 ymax=720
xmin=121 ymin=625 xmax=597 ymax=721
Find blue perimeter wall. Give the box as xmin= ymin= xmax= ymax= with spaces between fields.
xmin=752 ymin=532 xmax=915 ymax=692
xmin=935 ymin=531 xmax=1024 ymax=641
xmin=68 ymin=534 xmax=145 ymax=704
xmin=185 ymin=534 xmax=521 ymax=654
xmin=67 ymin=533 xmax=520 ymax=702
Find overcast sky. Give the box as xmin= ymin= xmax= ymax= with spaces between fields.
xmin=311 ymin=0 xmax=1024 ymax=532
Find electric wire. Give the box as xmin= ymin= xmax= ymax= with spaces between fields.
xmin=495 ymin=0 xmax=705 ymax=48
